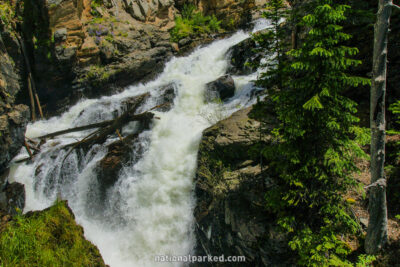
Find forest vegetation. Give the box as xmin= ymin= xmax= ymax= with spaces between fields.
xmin=0 ymin=0 xmax=400 ymax=266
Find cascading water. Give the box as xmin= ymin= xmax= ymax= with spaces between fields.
xmin=8 ymin=20 xmax=270 ymax=267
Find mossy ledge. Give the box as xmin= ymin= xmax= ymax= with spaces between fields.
xmin=0 ymin=200 xmax=107 ymax=267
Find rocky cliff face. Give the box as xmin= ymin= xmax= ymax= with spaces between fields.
xmin=0 ymin=11 xmax=30 ymax=174
xmin=20 ymin=0 xmax=178 ymax=113
xmin=193 ymin=107 xmax=295 ymax=266
xmin=16 ymin=0 xmax=264 ymax=114
xmin=0 ymin=0 xmax=264 ymax=175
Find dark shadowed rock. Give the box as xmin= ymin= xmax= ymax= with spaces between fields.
xmin=205 ymin=75 xmax=235 ymax=102
xmin=0 ymin=29 xmax=30 ymax=174
xmin=194 ymin=107 xmax=294 ymax=266
xmin=97 ymin=133 xmax=139 ymax=196
xmin=178 ymin=37 xmax=192 ymax=47
xmin=226 ymin=37 xmax=262 ymax=75
xmin=120 ymin=92 xmax=151 ymax=113
xmin=154 ymin=83 xmax=177 ymax=112
xmin=0 ymin=182 xmax=25 ymax=215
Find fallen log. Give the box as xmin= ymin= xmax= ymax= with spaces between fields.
xmin=14 ymin=93 xmax=154 ymax=166
xmin=116 ymin=129 xmax=123 ymax=141
xmin=36 ymin=120 xmax=113 ymax=139
xmin=36 ymin=92 xmax=150 ymax=140
xmin=62 ymin=112 xmax=154 ymax=150
xmin=24 ymin=139 xmax=33 ymax=159
xmin=61 ymin=93 xmax=152 ymax=164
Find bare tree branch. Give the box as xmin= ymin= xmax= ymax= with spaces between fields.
xmin=391 ymin=3 xmax=400 ymax=10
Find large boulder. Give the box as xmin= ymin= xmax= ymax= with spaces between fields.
xmin=205 ymin=75 xmax=235 ymax=102
xmin=97 ymin=133 xmax=140 ymax=195
xmin=194 ymin=107 xmax=295 ymax=266
xmin=154 ymin=83 xmax=177 ymax=111
xmin=0 ymin=200 xmax=107 ymax=266
xmin=96 ymin=93 xmax=153 ymax=195
xmin=226 ymin=37 xmax=262 ymax=75
xmin=0 ymin=182 xmax=25 ymax=215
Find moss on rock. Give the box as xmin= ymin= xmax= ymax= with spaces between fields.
xmin=0 ymin=200 xmax=106 ymax=267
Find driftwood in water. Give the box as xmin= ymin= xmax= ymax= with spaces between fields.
xmin=62 ymin=111 xmax=154 ymax=150
xmin=24 ymin=139 xmax=33 ymax=159
xmin=116 ymin=129 xmax=123 ymax=141
xmin=60 ymin=93 xmax=152 ymax=162
xmin=37 ymin=120 xmax=114 ymax=139
xmin=38 ymin=93 xmax=151 ymax=140
xmin=15 ymin=93 xmax=154 ymax=165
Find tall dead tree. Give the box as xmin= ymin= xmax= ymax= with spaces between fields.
xmin=365 ymin=0 xmax=399 ymax=254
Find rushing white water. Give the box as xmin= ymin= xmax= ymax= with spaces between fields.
xmin=8 ymin=20 xmax=269 ymax=267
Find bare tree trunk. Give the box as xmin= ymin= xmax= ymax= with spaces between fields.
xmin=26 ymin=74 xmax=36 ymax=121
xmin=365 ymin=0 xmax=392 ymax=254
xmin=288 ymin=0 xmax=299 ymax=49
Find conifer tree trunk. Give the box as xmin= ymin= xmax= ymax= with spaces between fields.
xmin=365 ymin=0 xmax=392 ymax=254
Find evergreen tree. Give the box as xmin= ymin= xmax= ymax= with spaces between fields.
xmin=254 ymin=0 xmax=288 ymax=89
xmin=257 ymin=0 xmax=371 ymax=265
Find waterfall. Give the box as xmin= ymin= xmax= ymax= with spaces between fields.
xmin=8 ymin=20 xmax=270 ymax=267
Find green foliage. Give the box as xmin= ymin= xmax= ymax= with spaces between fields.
xmin=91 ymin=0 xmax=104 ymax=17
xmin=0 ymin=201 xmax=105 ymax=266
xmin=354 ymin=254 xmax=376 ymax=267
xmin=181 ymin=3 xmax=196 ymax=20
xmin=83 ymin=65 xmax=110 ymax=82
xmin=254 ymin=0 xmax=371 ymax=265
xmin=170 ymin=4 xmax=221 ymax=43
xmin=0 ymin=1 xmax=15 ymax=31
xmin=254 ymin=0 xmax=288 ymax=89
xmin=388 ymin=100 xmax=400 ymax=136
xmin=385 ymin=101 xmax=400 ymax=215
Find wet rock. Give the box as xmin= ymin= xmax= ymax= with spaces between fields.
xmin=98 ymin=135 xmax=135 ymax=193
xmin=0 ymin=104 xmax=30 ymax=172
xmin=226 ymin=37 xmax=261 ymax=75
xmin=0 ymin=182 xmax=25 ymax=215
xmin=194 ymin=107 xmax=294 ymax=266
xmin=96 ymin=91 xmax=152 ymax=194
xmin=4 ymin=182 xmax=25 ymax=215
xmin=97 ymin=133 xmax=143 ymax=196
xmin=120 ymin=92 xmax=151 ymax=113
xmin=205 ymin=75 xmax=235 ymax=102
xmin=178 ymin=37 xmax=192 ymax=47
xmin=154 ymin=83 xmax=177 ymax=112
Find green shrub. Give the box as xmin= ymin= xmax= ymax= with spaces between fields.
xmin=91 ymin=0 xmax=103 ymax=17
xmin=0 ymin=2 xmax=15 ymax=31
xmin=0 ymin=201 xmax=105 ymax=267
xmin=170 ymin=4 xmax=221 ymax=43
xmin=181 ymin=3 xmax=196 ymax=19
